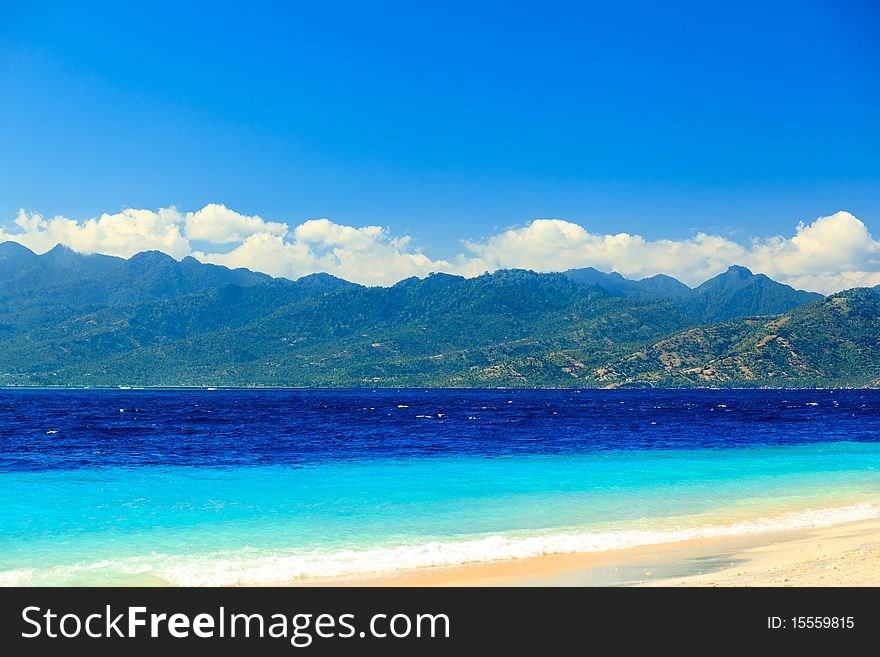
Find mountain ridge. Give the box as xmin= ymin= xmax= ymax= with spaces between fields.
xmin=0 ymin=242 xmax=875 ymax=388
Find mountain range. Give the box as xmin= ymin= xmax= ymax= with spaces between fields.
xmin=0 ymin=241 xmax=876 ymax=388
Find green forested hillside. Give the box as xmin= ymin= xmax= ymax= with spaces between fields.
xmin=589 ymin=288 xmax=880 ymax=387
xmin=0 ymin=267 xmax=693 ymax=386
xmin=1 ymin=241 xmax=875 ymax=388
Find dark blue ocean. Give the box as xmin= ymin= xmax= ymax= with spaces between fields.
xmin=1 ymin=388 xmax=879 ymax=584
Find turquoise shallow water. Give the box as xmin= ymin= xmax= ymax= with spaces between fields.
xmin=2 ymin=442 xmax=879 ymax=585
xmin=1 ymin=389 xmax=879 ymax=585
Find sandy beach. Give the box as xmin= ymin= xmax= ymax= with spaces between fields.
xmin=328 ymin=517 xmax=880 ymax=587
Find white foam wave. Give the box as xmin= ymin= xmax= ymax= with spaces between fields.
xmin=2 ymin=503 xmax=877 ymax=586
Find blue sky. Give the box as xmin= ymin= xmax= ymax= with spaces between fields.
xmin=1 ymin=0 xmax=879 ymax=291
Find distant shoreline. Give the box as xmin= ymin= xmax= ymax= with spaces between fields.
xmin=2 ymin=385 xmax=878 ymax=391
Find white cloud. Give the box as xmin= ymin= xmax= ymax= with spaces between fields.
xmin=1 ymin=207 xmax=190 ymax=259
xmin=744 ymin=212 xmax=880 ymax=287
xmin=293 ymin=218 xmax=385 ymax=250
xmin=1 ymin=205 xmax=878 ymax=293
xmin=459 ymin=211 xmax=880 ymax=293
xmin=460 ymin=219 xmax=748 ymax=284
xmin=780 ymin=270 xmax=880 ymax=294
xmin=184 ymin=203 xmax=287 ymax=243
xmin=194 ymin=233 xmax=319 ymax=279
xmin=199 ymin=219 xmax=454 ymax=286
